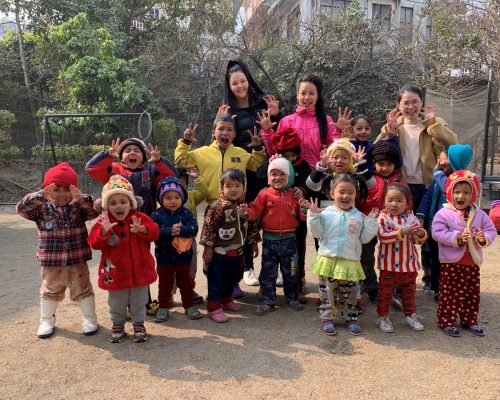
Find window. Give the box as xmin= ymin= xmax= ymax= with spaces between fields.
xmin=320 ymin=0 xmax=352 ymax=16
xmin=372 ymin=3 xmax=391 ymax=30
xmin=148 ymin=7 xmax=160 ymax=20
xmin=400 ymin=6 xmax=413 ymax=42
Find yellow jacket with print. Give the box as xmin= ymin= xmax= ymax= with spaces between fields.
xmin=376 ymin=117 xmax=458 ymax=187
xmin=175 ymin=139 xmax=266 ymax=205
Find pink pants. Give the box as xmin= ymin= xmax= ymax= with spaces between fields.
xmin=40 ymin=262 xmax=94 ymax=302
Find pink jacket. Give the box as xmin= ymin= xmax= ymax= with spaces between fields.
xmin=432 ymin=204 xmax=496 ymax=266
xmin=261 ymin=106 xmax=341 ymax=169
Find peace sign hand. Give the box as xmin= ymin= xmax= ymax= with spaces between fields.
xmin=183 ymin=123 xmax=198 ymax=143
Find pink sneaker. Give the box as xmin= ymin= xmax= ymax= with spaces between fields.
xmin=208 ymin=308 xmax=229 ymax=323
xmin=223 ymin=301 xmax=242 ymax=312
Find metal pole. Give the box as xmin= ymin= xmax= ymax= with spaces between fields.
xmin=481 ymin=69 xmax=493 ymax=184
xmin=41 ymin=116 xmax=48 ymax=184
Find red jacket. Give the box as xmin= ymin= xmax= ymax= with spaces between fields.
xmin=361 ymin=171 xmax=407 ymax=215
xmin=247 ymin=187 xmax=304 ymax=236
xmin=88 ymin=210 xmax=159 ymax=291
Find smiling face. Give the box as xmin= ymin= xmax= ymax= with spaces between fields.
xmin=352 ymin=118 xmax=372 ymax=141
xmin=229 ymin=71 xmax=249 ymax=105
xmin=107 ymin=193 xmax=132 ymax=221
xmin=269 ymin=169 xmax=288 ymax=190
xmin=213 ymin=121 xmax=236 ymax=150
xmin=331 ymin=181 xmax=356 ymax=211
xmin=161 ymin=190 xmax=182 ymax=212
xmin=452 ymin=182 xmax=472 ymax=210
xmin=398 ymin=91 xmax=423 ymax=122
xmin=330 ymin=149 xmax=350 ymax=174
xmin=222 ymin=179 xmax=244 ymax=201
xmin=51 ymin=185 xmax=72 ymax=207
xmin=375 ymin=160 xmax=396 ymax=178
xmin=384 ymin=189 xmax=408 ymax=216
xmin=121 ymin=144 xmax=144 ymax=169
xmin=297 ymin=81 xmax=318 ymax=109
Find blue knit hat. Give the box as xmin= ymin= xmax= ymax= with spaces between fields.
xmin=157 ymin=176 xmax=187 ymax=205
xmin=447 ymin=144 xmax=473 ymax=172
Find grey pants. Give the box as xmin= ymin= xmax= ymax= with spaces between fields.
xmin=108 ymin=286 xmax=148 ymax=325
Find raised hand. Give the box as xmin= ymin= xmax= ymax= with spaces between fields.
xmin=255 ymin=109 xmax=276 ymax=131
xmin=108 ymin=138 xmax=121 ymax=159
xmin=386 ymin=108 xmax=403 ymax=135
xmin=69 ymin=185 xmax=83 ymax=205
xmin=367 ymin=207 xmax=379 ymax=218
xmin=319 ymin=148 xmax=330 ymax=168
xmin=263 ymin=95 xmax=280 ymax=116
xmin=42 ymin=183 xmax=57 ymax=203
xmin=187 ymin=166 xmax=200 ymax=179
xmin=353 ymin=145 xmax=366 ymax=163
xmin=217 ymin=104 xmax=231 ymax=116
xmin=332 ymin=107 xmax=352 ymax=131
xmin=248 ymin=127 xmax=263 ymax=148
xmin=420 ymin=104 xmax=436 ymax=123
xmin=237 ymin=203 xmax=249 ymax=218
xmin=98 ymin=212 xmax=118 ymax=235
xmin=307 ymin=197 xmax=325 ymax=213
xmin=130 ymin=215 xmax=146 ymax=234
xmin=147 ymin=143 xmax=161 ymax=163
xmin=183 ymin=122 xmax=198 ymax=143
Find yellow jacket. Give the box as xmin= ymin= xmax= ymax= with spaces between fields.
xmin=376 ymin=117 xmax=458 ymax=187
xmin=185 ymin=176 xmax=208 ymax=216
xmin=175 ymin=139 xmax=266 ymax=205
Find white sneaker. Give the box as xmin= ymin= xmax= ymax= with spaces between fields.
xmin=243 ymin=269 xmax=259 ymax=286
xmin=405 ymin=313 xmax=424 ymax=331
xmin=376 ymin=316 xmax=395 ymax=333
xmin=276 ymin=270 xmax=283 ymax=287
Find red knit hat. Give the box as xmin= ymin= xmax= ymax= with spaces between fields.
xmin=42 ymin=162 xmax=78 ymax=189
xmin=445 ymin=169 xmax=480 ymax=204
xmin=271 ymin=127 xmax=302 ymax=153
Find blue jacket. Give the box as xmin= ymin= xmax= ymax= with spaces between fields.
xmin=416 ymin=168 xmax=447 ymax=232
xmin=150 ymin=206 xmax=198 ymax=267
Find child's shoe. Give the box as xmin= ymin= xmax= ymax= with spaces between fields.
xmin=146 ymin=300 xmax=159 ymax=316
xmin=405 ymin=313 xmax=424 ymax=331
xmin=208 ymin=308 xmax=229 ymax=323
xmin=232 ymin=284 xmax=244 ymax=299
xmin=347 ymin=321 xmax=363 ymax=336
xmin=376 ymin=316 xmax=395 ymax=333
xmin=78 ymin=295 xmax=98 ymax=336
xmin=287 ymin=300 xmax=303 ymax=311
xmin=222 ymin=301 xmax=242 ymax=312
xmin=276 ymin=270 xmax=283 ymax=287
xmin=154 ymin=308 xmax=170 ymax=323
xmin=463 ymin=324 xmax=485 ymax=337
xmin=255 ymin=303 xmax=276 ymax=316
xmin=185 ymin=306 xmax=203 ymax=320
xmin=37 ymin=298 xmax=58 ymax=338
xmin=442 ymin=326 xmax=460 ymax=338
xmin=192 ymin=291 xmax=204 ymax=304
xmin=297 ymin=292 xmax=308 ymax=304
xmin=392 ymin=294 xmax=403 ymax=311
xmin=243 ymin=269 xmax=260 ymax=286
xmin=133 ymin=323 xmax=148 ymax=342
xmin=321 ymin=322 xmax=337 ymax=336
xmin=110 ymin=324 xmax=126 ymax=343
xmin=423 ymin=282 xmax=433 ymax=294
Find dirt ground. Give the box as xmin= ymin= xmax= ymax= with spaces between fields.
xmin=1 ymin=204 xmax=500 ymax=400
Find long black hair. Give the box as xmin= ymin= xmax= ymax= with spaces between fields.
xmin=224 ymin=59 xmax=265 ymax=110
xmin=297 ymin=74 xmax=328 ymax=146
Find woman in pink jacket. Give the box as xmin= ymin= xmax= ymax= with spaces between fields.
xmin=432 ymin=170 xmax=496 ymax=338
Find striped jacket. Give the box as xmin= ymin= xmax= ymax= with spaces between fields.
xmin=377 ymin=210 xmax=426 ymax=273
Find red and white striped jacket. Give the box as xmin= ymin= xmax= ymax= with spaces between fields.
xmin=377 ymin=210 xmax=427 ymax=273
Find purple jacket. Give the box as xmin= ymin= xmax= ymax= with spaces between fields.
xmin=432 ymin=204 xmax=496 ymax=266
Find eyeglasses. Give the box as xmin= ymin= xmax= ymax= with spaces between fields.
xmin=400 ymin=100 xmax=421 ymax=108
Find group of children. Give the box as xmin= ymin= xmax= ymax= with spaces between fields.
xmin=17 ymin=59 xmax=498 ymax=342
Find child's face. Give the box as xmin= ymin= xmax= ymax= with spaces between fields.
xmin=384 ymin=189 xmax=408 ymax=216
xmin=352 ymin=119 xmax=372 ymax=141
xmin=398 ymin=91 xmax=423 ymax=120
xmin=331 ymin=181 xmax=356 ymax=211
xmin=161 ymin=190 xmax=182 ymax=212
xmin=375 ymin=160 xmax=396 ymax=178
xmin=213 ymin=121 xmax=236 ymax=150
xmin=330 ymin=149 xmax=350 ymax=174
xmin=269 ymin=169 xmax=287 ymax=190
xmin=297 ymin=82 xmax=318 ymax=109
xmin=229 ymin=71 xmax=249 ymax=102
xmin=108 ymin=194 xmax=131 ymax=221
xmin=452 ymin=182 xmax=472 ymax=210
xmin=51 ymin=185 xmax=72 ymax=207
xmin=121 ymin=145 xmax=144 ymax=169
xmin=282 ymin=150 xmax=298 ymax=164
xmin=222 ymin=179 xmax=244 ymax=201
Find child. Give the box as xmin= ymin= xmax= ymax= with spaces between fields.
xmin=259 ymin=74 xmax=350 ymax=169
xmin=305 ymin=174 xmax=379 ymax=336
xmin=350 ymin=114 xmax=374 ymax=172
xmin=200 ymin=169 xmax=260 ymax=323
xmin=86 ymin=137 xmax=177 ymax=216
xmin=150 ymin=176 xmax=202 ymax=322
xmin=376 ymin=183 xmax=427 ymax=333
xmin=17 ymin=162 xmax=99 ymax=338
xmin=361 ymin=140 xmax=405 ymax=303
xmin=432 ymin=170 xmax=496 ymax=337
xmin=490 ymin=200 xmax=500 ymax=233
xmin=238 ymin=156 xmax=305 ymax=315
xmin=88 ymin=175 xmax=159 ymax=343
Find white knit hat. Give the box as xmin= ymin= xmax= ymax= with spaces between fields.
xmin=101 ymin=175 xmax=138 ymax=210
xmin=267 ymin=156 xmax=294 ymax=188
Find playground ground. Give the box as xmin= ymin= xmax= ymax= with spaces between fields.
xmin=0 ymin=205 xmax=499 ymax=400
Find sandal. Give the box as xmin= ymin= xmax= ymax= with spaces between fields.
xmin=321 ymin=322 xmax=337 ymax=336
xmin=443 ymin=326 xmax=461 ymax=338
xmin=192 ymin=292 xmax=204 ymax=304
xmin=464 ymin=324 xmax=485 ymax=337
xmin=110 ymin=324 xmax=126 ymax=343
xmin=133 ymin=323 xmax=148 ymax=343
xmin=255 ymin=304 xmax=276 ymax=316
xmin=288 ymin=300 xmax=303 ymax=311
xmin=185 ymin=306 xmax=203 ymax=320
xmin=347 ymin=321 xmax=363 ymax=336
xmin=154 ymin=308 xmax=170 ymax=323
